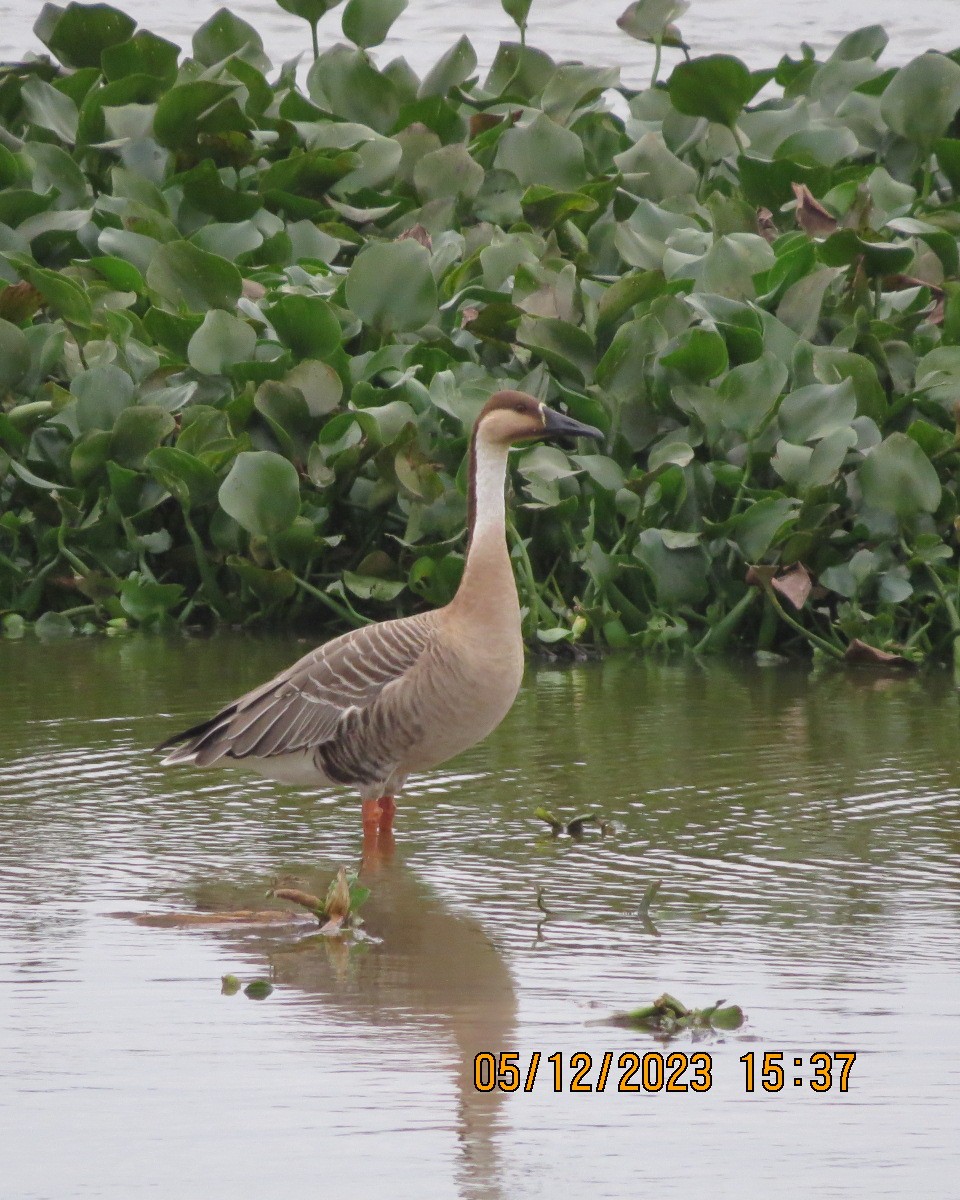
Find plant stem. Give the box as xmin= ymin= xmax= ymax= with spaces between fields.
xmin=693 ymin=587 xmax=757 ymax=654
xmin=763 ymin=584 xmax=845 ymax=660
xmin=921 ymin=561 xmax=960 ymax=673
xmin=293 ymin=574 xmax=371 ymax=627
xmin=650 ymin=36 xmax=663 ymax=88
xmin=183 ymin=510 xmax=226 ymax=616
xmin=310 ymin=19 xmax=319 ymax=60
xmin=507 ymin=518 xmax=554 ymax=631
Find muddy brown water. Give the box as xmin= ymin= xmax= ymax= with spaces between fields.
xmin=1 ymin=634 xmax=958 ymax=1197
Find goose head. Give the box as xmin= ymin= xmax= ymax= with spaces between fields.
xmin=475 ymin=390 xmax=603 ymax=447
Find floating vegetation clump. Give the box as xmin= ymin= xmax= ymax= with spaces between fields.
xmin=605 ymin=992 xmax=745 ymax=1036
xmin=534 ymin=806 xmax=608 ymax=837
xmin=2 ymin=2 xmax=960 ymax=663
xmin=221 ymin=974 xmax=274 ymax=999
xmin=271 ymin=866 xmax=370 ymax=933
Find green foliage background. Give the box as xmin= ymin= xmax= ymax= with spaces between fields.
xmin=2 ymin=0 xmax=960 ymax=664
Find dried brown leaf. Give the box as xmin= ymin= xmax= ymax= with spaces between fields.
xmin=270 ymin=887 xmax=323 ymax=912
xmin=757 ymin=207 xmax=777 ymax=242
xmin=0 ymin=281 xmax=43 ymax=323
xmin=792 ymin=182 xmax=838 ymax=238
xmin=397 ymin=224 xmax=432 ymax=250
xmin=771 ymin=562 xmax=812 ymax=611
xmin=844 ymin=639 xmax=916 ymax=670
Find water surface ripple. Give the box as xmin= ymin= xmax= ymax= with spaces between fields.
xmin=3 ymin=0 xmax=958 ymax=76
xmin=1 ymin=636 xmax=959 ymax=1198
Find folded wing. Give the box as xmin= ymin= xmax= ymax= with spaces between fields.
xmin=157 ymin=613 xmax=435 ymax=768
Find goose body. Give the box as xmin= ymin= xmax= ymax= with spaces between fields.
xmin=158 ymin=392 xmax=601 ymax=829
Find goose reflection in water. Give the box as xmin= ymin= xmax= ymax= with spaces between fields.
xmin=191 ymin=842 xmax=516 ymax=1200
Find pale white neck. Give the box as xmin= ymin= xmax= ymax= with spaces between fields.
xmin=470 ymin=436 xmax=509 ymax=544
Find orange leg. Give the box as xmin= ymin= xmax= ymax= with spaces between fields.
xmin=378 ymin=795 xmax=396 ymax=834
xmin=360 ymin=795 xmax=396 ymax=875
xmin=361 ymin=798 xmax=381 ymax=834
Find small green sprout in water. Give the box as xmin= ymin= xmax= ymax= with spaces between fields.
xmin=534 ymin=808 xmax=609 ymax=838
xmin=220 ymin=975 xmax=274 ymax=999
xmin=605 ymin=993 xmax=745 ymax=1038
xmin=636 ymin=879 xmax=663 ymax=937
xmin=270 ymin=866 xmax=370 ymax=934
xmin=243 ymin=980 xmax=274 ymax=1001
xmin=637 ymin=879 xmax=662 ymax=918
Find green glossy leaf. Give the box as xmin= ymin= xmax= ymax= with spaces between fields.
xmin=285 ymin=360 xmax=344 ymax=416
xmin=187 ymin=310 xmax=257 ymax=375
xmin=880 ymin=52 xmax=960 ymax=147
xmin=517 ymin=316 xmax=595 ymax=382
xmin=227 ymin=557 xmax=297 ymax=602
xmin=102 ymin=30 xmax=180 ymax=81
xmin=771 ymin=429 xmax=856 ymax=492
xmin=660 ymin=327 xmax=728 ymax=382
xmin=218 ymin=450 xmax=301 ymax=537
xmin=34 ymin=2 xmax=136 ymax=69
xmin=501 ymin=0 xmax=533 ymax=32
xmin=345 ymin=240 xmax=438 ymax=334
xmin=595 ymin=271 xmax=664 ymax=339
xmin=72 ymin=364 xmax=135 ymax=431
xmin=617 ymin=0 xmax=689 ymax=43
xmin=343 ymin=570 xmax=405 ymax=601
xmin=818 ymin=230 xmax=914 ymax=276
xmin=414 ymin=145 xmax=484 ymax=201
xmin=495 ymin=113 xmax=586 ymax=190
xmin=266 ymin=294 xmax=342 ymax=359
xmin=111 ymin=406 xmax=177 ymax=468
xmin=20 ymin=77 xmax=78 ymax=143
xmin=275 ymin=0 xmax=343 ymax=25
xmin=717 ymin=352 xmax=788 ymax=435
xmin=0 ymin=320 xmax=31 ymax=393
xmin=193 ymin=8 xmax=265 ymax=65
xmin=419 ymin=36 xmax=477 ymax=98
xmin=857 ymin=433 xmax=942 ymax=523
xmin=307 ymin=46 xmax=402 ymax=133
xmin=635 ymin=528 xmax=709 ymax=606
xmin=153 ymin=81 xmax=251 ymax=152
xmin=342 ymin=0 xmax=407 ymax=48
xmin=120 ymin=577 xmax=183 ymax=622
xmin=729 ymin=496 xmax=799 ymax=559
xmin=778 ymin=379 xmax=857 ymax=443
xmin=146 ymin=241 xmax=243 ymax=313
xmin=146 ymin=446 xmax=220 ymax=508
xmin=668 ymin=55 xmax=755 ymax=127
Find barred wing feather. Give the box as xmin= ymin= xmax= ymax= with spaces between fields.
xmin=158 ymin=613 xmax=434 ymax=767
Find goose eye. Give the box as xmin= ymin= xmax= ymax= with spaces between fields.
xmin=514 ymin=402 xmax=526 ymax=413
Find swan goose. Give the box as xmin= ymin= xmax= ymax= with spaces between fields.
xmin=157 ymin=392 xmax=602 ymax=834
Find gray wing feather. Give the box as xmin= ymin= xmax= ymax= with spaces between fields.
xmin=162 ymin=614 xmax=435 ymax=767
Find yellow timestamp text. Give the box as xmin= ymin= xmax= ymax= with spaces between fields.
xmin=473 ymin=1050 xmax=857 ymax=1094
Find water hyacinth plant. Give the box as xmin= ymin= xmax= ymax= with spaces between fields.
xmin=1 ymin=1 xmax=960 ymax=665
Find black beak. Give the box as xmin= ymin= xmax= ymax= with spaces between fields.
xmin=541 ymin=408 xmax=604 ymax=444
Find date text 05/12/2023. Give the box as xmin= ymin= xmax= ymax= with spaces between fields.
xmin=473 ymin=1051 xmax=857 ymax=1094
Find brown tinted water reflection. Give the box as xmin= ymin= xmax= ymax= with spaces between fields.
xmin=1 ymin=635 xmax=959 ymax=1197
